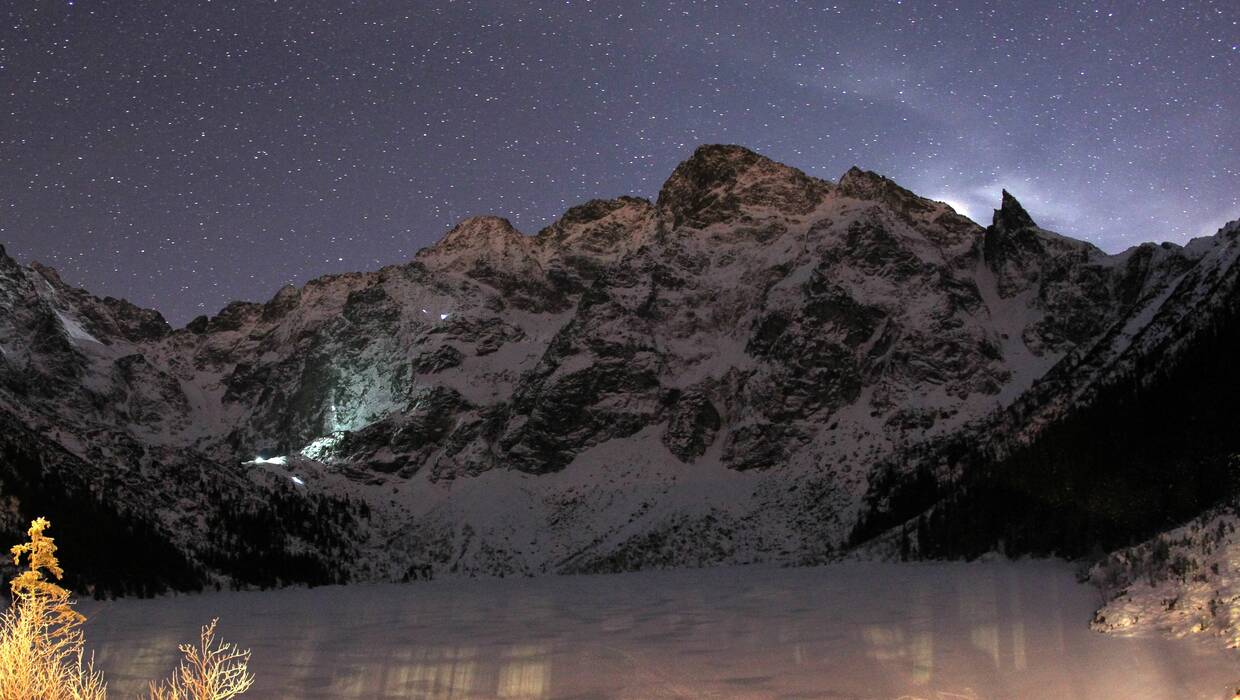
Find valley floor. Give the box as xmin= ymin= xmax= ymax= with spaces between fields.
xmin=79 ymin=560 xmax=1235 ymax=699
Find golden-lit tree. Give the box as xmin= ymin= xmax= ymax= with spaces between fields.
xmin=0 ymin=518 xmax=254 ymax=700
xmin=0 ymin=517 xmax=107 ymax=700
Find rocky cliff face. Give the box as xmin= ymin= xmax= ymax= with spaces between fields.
xmin=1 ymin=144 xmax=1236 ymax=593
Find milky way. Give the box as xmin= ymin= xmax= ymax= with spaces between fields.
xmin=2 ymin=1 xmax=1236 ymax=324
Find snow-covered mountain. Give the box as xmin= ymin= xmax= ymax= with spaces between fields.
xmin=1 ymin=144 xmax=1237 ymax=597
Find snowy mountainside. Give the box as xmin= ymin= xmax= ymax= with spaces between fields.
xmin=849 ymin=218 xmax=1240 ymax=564
xmin=1 ymin=144 xmax=1237 ymax=593
xmin=1090 ymin=499 xmax=1240 ymax=648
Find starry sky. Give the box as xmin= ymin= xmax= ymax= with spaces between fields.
xmin=2 ymin=1 xmax=1237 ymax=325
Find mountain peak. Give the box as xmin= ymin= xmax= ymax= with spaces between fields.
xmin=0 ymin=244 xmax=27 ymax=277
xmin=423 ymin=215 xmax=524 ymax=256
xmin=415 ymin=215 xmax=540 ymax=279
xmin=993 ymin=190 xmax=1037 ymax=231
xmin=839 ymin=165 xmax=872 ymax=182
xmin=551 ymin=196 xmax=652 ymax=228
xmin=657 ymin=145 xmax=768 ymax=205
xmin=656 ymin=144 xmax=827 ymax=228
xmin=535 ymin=196 xmax=654 ymax=253
xmin=837 ymin=166 xmax=937 ymax=218
xmin=446 ymin=214 xmax=521 ymax=239
xmin=680 ymin=143 xmax=764 ymax=168
xmin=27 ymin=261 xmax=74 ymax=292
xmin=837 ymin=166 xmax=888 ymax=191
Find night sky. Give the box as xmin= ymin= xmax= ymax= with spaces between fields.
xmin=2 ymin=1 xmax=1237 ymax=325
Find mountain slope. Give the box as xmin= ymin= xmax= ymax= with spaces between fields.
xmin=0 ymin=144 xmax=1236 ymax=593
xmin=848 ymin=217 xmax=1240 ymax=558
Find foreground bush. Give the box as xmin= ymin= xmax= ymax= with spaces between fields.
xmin=144 ymin=620 xmax=253 ymax=700
xmin=0 ymin=518 xmax=253 ymax=700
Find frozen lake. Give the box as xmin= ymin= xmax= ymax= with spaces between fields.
xmin=80 ymin=560 xmax=1235 ymax=699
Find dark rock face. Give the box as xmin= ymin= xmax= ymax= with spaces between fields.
xmin=742 ymin=273 xmax=879 ymax=422
xmin=661 ymin=387 xmax=722 ymax=461
xmin=722 ymin=422 xmax=806 ymax=472
xmin=536 ymin=196 xmax=655 ymax=291
xmin=502 ymin=358 xmax=663 ymax=474
xmin=262 ymin=284 xmax=302 ymax=322
xmin=207 ymin=301 xmax=262 ymax=332
xmin=993 ymin=189 xmax=1037 ymax=231
xmin=344 ymin=285 xmax=399 ymax=326
xmin=1 ymin=144 xmax=1236 ymax=591
xmin=983 ymin=190 xmax=1101 ymax=300
xmin=24 ymin=263 xmax=173 ymax=344
xmin=657 ymin=144 xmax=829 ymax=229
xmin=99 ymin=298 xmax=172 ymax=342
xmin=978 ymin=190 xmax=1138 ymax=356
xmin=538 ymin=197 xmax=652 ymax=251
xmin=839 ymin=167 xmax=935 ymax=219
xmin=186 ymin=315 xmax=209 ymax=333
xmin=318 ymin=386 xmax=473 ymax=477
xmin=430 ymin=315 xmax=526 ymax=356
xmin=413 ymin=345 xmax=464 ymax=373
xmin=112 ymin=353 xmax=191 ymax=425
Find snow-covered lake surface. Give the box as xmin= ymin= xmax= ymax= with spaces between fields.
xmin=80 ymin=560 xmax=1236 ymax=699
